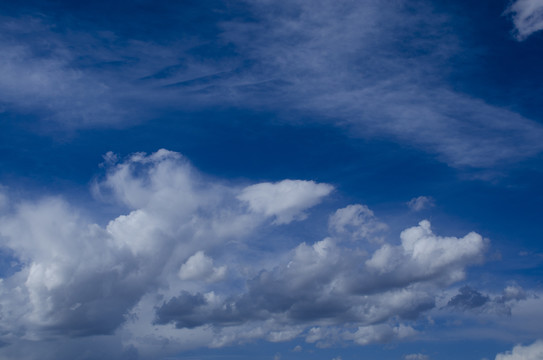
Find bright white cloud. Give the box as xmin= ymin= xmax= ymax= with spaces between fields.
xmin=238 ymin=179 xmax=334 ymax=224
xmin=366 ymin=220 xmax=485 ymax=282
xmin=505 ymin=0 xmax=543 ymax=40
xmin=495 ymin=340 xmax=543 ymax=360
xmin=178 ymin=251 xmax=226 ymax=282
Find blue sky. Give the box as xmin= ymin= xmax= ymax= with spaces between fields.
xmin=0 ymin=0 xmax=543 ymax=359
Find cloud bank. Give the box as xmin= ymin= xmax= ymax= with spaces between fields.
xmin=0 ymin=149 xmax=492 ymax=359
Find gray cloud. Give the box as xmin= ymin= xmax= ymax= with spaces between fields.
xmin=153 ymin=221 xmax=485 ymax=336
xmin=445 ymin=284 xmax=528 ymax=315
xmin=447 ymin=286 xmax=489 ymax=310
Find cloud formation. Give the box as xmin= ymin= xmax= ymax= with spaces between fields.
xmin=238 ymin=180 xmax=333 ymax=224
xmin=407 ymin=196 xmax=435 ymax=212
xmin=0 ymin=150 xmax=492 ymax=359
xmin=495 ymin=340 xmax=543 ymax=360
xmin=329 ymin=204 xmax=387 ymax=242
xmin=1 ymin=1 xmax=543 ymax=168
xmin=505 ymin=0 xmax=543 ymax=40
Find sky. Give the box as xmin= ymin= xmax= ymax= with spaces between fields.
xmin=0 ymin=0 xmax=543 ymax=359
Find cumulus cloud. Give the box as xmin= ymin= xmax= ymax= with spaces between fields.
xmin=495 ymin=340 xmax=543 ymax=360
xmin=152 ymin=219 xmax=486 ymax=346
xmin=0 ymin=150 xmax=333 ymax=355
xmin=329 ymin=204 xmax=387 ymax=242
xmin=178 ymin=251 xmax=226 ymax=282
xmin=0 ymin=150 xmax=493 ymax=358
xmin=505 ymin=0 xmax=543 ymax=40
xmin=365 ymin=220 xmax=485 ymax=283
xmin=238 ymin=180 xmax=334 ymax=224
xmin=407 ymin=196 xmax=435 ymax=212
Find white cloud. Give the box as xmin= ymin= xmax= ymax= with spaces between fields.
xmin=505 ymin=0 xmax=543 ymax=40
xmin=329 ymin=204 xmax=387 ymax=242
xmin=178 ymin=251 xmax=226 ymax=282
xmin=2 ymin=2 xmax=542 ymax=168
xmin=366 ymin=220 xmax=485 ymax=282
xmin=238 ymin=179 xmax=333 ymax=224
xmin=0 ymin=150 xmax=496 ymax=359
xmin=215 ymin=0 xmax=543 ymax=168
xmin=0 ymin=150 xmax=338 ymax=357
xmin=495 ymin=340 xmax=543 ymax=360
xmin=407 ymin=196 xmax=435 ymax=212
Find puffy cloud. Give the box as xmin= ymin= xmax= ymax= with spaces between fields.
xmin=238 ymin=180 xmax=334 ymax=224
xmin=407 ymin=196 xmax=435 ymax=212
xmin=0 ymin=197 xmax=142 ymax=337
xmin=365 ymin=220 xmax=485 ymax=284
xmin=0 ymin=150 xmax=493 ymax=358
xmin=178 ymin=251 xmax=226 ymax=282
xmin=0 ymin=150 xmax=333 ymax=354
xmin=495 ymin=340 xmax=543 ymax=360
xmin=153 ymin=219 xmax=485 ymax=343
xmin=505 ymin=0 xmax=543 ymax=40
xmin=329 ymin=204 xmax=387 ymax=242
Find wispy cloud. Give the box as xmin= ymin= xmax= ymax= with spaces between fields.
xmin=505 ymin=0 xmax=543 ymax=40
xmin=407 ymin=196 xmax=435 ymax=212
xmin=1 ymin=1 xmax=542 ymax=168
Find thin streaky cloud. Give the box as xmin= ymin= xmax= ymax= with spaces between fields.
xmin=505 ymin=0 xmax=543 ymax=40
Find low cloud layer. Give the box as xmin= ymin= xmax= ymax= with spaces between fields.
xmin=0 ymin=150 xmax=496 ymax=359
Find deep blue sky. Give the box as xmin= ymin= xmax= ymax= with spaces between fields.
xmin=0 ymin=1 xmax=543 ymax=359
